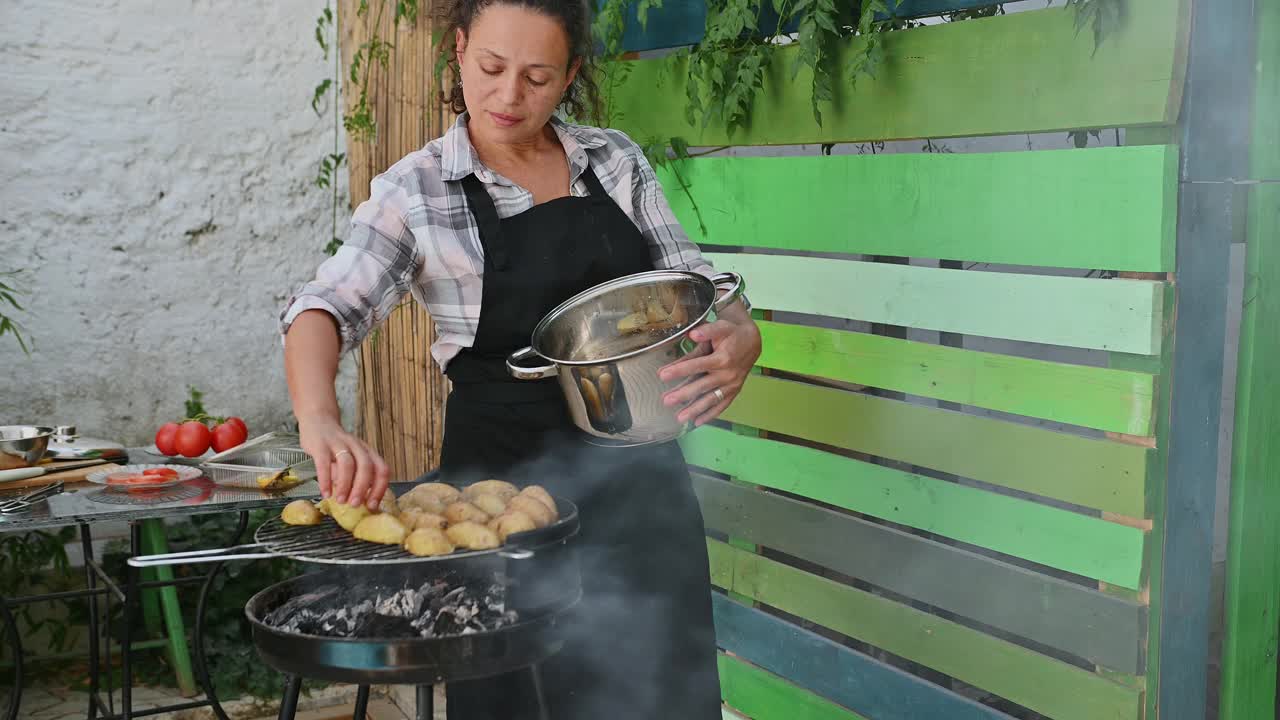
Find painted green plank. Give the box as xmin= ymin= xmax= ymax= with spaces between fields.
xmin=721 ymin=374 xmax=1151 ymax=520
xmin=713 ymin=594 xmax=1016 ymax=720
xmin=686 ymin=427 xmax=1145 ymax=588
xmin=1111 ymin=284 xmax=1174 ymax=718
xmin=606 ymin=0 xmax=1183 ymax=145
xmin=660 ymin=146 xmax=1177 ymax=273
xmin=1220 ymin=1 xmax=1280 ymax=715
xmin=718 ymin=653 xmax=868 ymax=720
xmin=707 ymin=253 xmax=1165 ymax=355
xmin=690 ymin=471 xmax=1147 ymax=673
xmin=755 ymin=320 xmax=1155 ymax=435
xmin=707 ymin=540 xmax=1143 ymax=720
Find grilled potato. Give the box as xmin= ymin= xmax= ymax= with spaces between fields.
xmin=470 ymin=492 xmax=508 ymax=517
xmin=444 ymin=501 xmax=491 ymax=526
xmin=327 ymin=500 xmax=369 ymax=532
xmin=463 ymin=480 xmax=519 ymax=502
xmin=398 ymin=492 xmax=447 ymax=515
xmin=399 ymin=507 xmax=448 ymax=531
xmin=488 ymin=511 xmax=537 ymax=543
xmin=353 ymin=513 xmax=409 ymax=546
xmin=445 ymin=521 xmax=501 ymax=550
xmin=281 ymin=500 xmax=323 ymax=526
xmin=412 ymin=482 xmax=462 ymax=505
xmin=518 ymin=485 xmax=556 ymax=515
xmin=404 ymin=527 xmax=455 ymax=557
xmin=507 ymin=495 xmax=554 ymax=528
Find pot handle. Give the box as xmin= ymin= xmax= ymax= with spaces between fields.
xmin=710 ymin=272 xmax=746 ymax=314
xmin=507 ymin=346 xmax=559 ymax=381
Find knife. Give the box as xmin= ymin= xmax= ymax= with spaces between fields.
xmin=0 ymin=459 xmax=111 ymax=484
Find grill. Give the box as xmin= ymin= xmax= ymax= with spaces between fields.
xmin=128 ymin=484 xmax=582 ymax=720
xmin=131 ymin=500 xmax=577 ymax=567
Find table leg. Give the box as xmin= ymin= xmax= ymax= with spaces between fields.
xmin=415 ymin=685 xmax=433 ymax=720
xmin=192 ymin=511 xmax=246 ymax=720
xmin=79 ymin=524 xmax=101 ymax=720
xmin=120 ymin=521 xmax=142 ymax=720
xmin=139 ymin=519 xmax=197 ymax=696
xmin=0 ymin=600 xmax=22 ymax=720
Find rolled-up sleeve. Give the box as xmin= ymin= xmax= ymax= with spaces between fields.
xmin=626 ymin=143 xmax=716 ymax=279
xmin=279 ymin=173 xmax=421 ymax=355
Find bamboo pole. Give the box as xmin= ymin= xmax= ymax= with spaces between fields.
xmin=339 ymin=0 xmax=454 ymax=482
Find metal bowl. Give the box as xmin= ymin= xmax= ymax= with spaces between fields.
xmin=0 ymin=426 xmax=54 ymax=470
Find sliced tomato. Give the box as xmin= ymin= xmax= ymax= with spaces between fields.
xmin=142 ymin=468 xmax=180 ymax=478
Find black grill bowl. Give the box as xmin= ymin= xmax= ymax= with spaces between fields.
xmin=245 ymin=569 xmax=580 ymax=685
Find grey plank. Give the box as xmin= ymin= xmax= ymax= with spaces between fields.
xmin=692 ymin=473 xmax=1145 ymax=674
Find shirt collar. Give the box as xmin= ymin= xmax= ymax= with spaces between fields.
xmin=438 ymin=112 xmax=609 ymax=184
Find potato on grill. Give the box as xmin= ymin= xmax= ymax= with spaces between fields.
xmin=379 ymin=489 xmax=399 ymax=515
xmin=469 ymin=492 xmax=508 ymax=517
xmin=404 ymin=527 xmax=455 ymax=557
xmin=326 ymin=500 xmax=370 ymax=532
xmin=444 ymin=501 xmax=491 ymax=525
xmin=353 ymin=513 xmax=409 ymax=546
xmin=399 ymin=492 xmax=446 ymax=515
xmin=463 ymin=480 xmax=519 ymax=503
xmin=412 ymin=482 xmax=462 ymax=506
xmin=488 ymin=511 xmax=537 ymax=542
xmin=507 ymin=495 xmax=554 ymax=528
xmin=446 ymin=521 xmax=501 ymax=550
xmin=281 ymin=500 xmax=323 ymax=526
xmin=518 ymin=485 xmax=555 ymax=514
xmin=399 ymin=507 xmax=448 ymax=531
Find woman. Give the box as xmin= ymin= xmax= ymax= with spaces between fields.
xmin=279 ymin=0 xmax=760 ymax=715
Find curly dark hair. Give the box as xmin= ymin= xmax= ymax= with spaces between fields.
xmin=435 ymin=0 xmax=604 ymax=125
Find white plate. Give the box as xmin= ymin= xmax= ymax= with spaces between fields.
xmin=87 ymin=463 xmax=204 ymax=489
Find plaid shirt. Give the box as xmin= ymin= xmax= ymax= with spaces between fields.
xmin=279 ymin=113 xmax=715 ymax=369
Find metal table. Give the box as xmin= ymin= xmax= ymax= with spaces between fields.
xmin=0 ymin=448 xmax=323 ymax=720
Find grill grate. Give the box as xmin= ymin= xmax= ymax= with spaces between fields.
xmin=252 ymin=516 xmax=529 ymax=566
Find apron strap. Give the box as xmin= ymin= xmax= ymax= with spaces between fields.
xmin=579 ymin=165 xmax=609 ymax=200
xmin=460 ymin=173 xmax=510 ymax=271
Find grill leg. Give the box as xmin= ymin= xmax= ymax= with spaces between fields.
xmin=530 ymin=665 xmax=550 ymax=720
xmin=277 ymin=676 xmax=302 ymax=720
xmin=352 ymin=685 xmax=370 ymax=719
xmin=415 ymin=684 xmax=433 ymax=720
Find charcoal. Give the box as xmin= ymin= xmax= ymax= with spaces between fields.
xmin=264 ymin=573 xmax=517 ymax=639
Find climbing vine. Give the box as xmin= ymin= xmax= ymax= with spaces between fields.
xmin=310 ymin=1 xmax=423 ymax=254
xmin=305 ymin=0 xmax=1122 ymax=252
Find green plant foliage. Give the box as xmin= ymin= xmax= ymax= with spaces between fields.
xmin=0 ymin=270 xmax=29 ymax=354
xmin=114 ymin=511 xmax=319 ymax=700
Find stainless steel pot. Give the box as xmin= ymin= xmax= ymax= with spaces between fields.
xmin=506 ymin=270 xmax=745 ymax=447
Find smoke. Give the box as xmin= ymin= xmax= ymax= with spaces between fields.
xmin=441 ymin=430 xmax=724 ymax=719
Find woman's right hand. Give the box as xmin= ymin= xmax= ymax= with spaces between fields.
xmin=298 ymin=415 xmax=391 ymax=510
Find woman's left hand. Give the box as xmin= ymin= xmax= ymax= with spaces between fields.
xmin=659 ymin=311 xmax=762 ymax=426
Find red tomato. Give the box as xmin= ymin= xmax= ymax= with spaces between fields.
xmin=224 ymin=416 xmax=248 ymax=436
xmin=142 ymin=468 xmax=179 ymax=478
xmin=154 ymin=423 xmax=180 ymax=456
xmin=174 ymin=421 xmax=212 ymax=458
xmin=107 ymin=473 xmax=148 ymax=485
xmin=210 ymin=420 xmax=248 ymax=453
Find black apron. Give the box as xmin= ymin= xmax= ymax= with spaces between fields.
xmin=439 ymin=166 xmax=722 ymax=720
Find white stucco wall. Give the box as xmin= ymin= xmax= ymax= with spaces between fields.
xmin=0 ymin=0 xmax=359 ymax=444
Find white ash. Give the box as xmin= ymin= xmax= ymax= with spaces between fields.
xmin=264 ymin=575 xmax=517 ymax=639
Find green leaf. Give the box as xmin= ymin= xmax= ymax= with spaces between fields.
xmin=670 ymin=136 xmax=690 ymax=158
xmin=311 ymin=78 xmax=332 ymax=116
xmin=185 ymin=386 xmax=206 ymax=419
